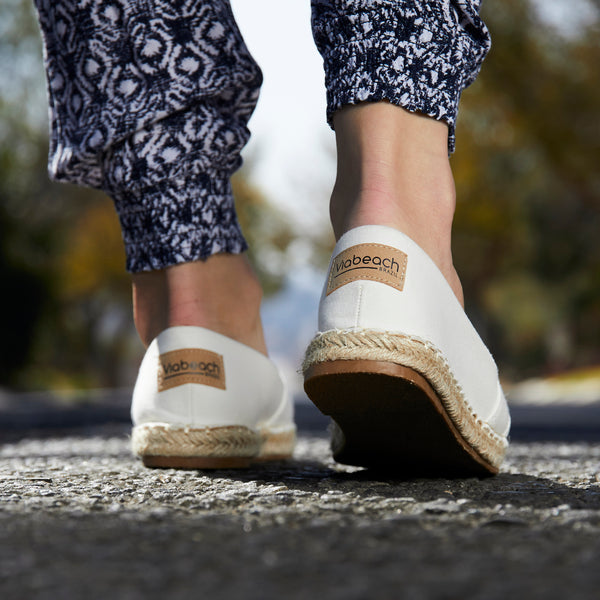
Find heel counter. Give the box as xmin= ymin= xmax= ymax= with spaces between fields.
xmin=131 ymin=337 xmax=194 ymax=426
xmin=318 ymin=280 xmax=365 ymax=331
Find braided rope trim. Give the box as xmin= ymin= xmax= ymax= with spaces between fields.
xmin=132 ymin=424 xmax=261 ymax=458
xmin=258 ymin=429 xmax=297 ymax=459
xmin=132 ymin=424 xmax=296 ymax=460
xmin=302 ymin=329 xmax=508 ymax=468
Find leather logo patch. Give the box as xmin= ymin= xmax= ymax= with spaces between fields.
xmin=157 ymin=349 xmax=226 ymax=391
xmin=326 ymin=243 xmax=408 ymax=295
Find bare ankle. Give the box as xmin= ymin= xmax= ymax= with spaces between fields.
xmin=331 ymin=102 xmax=464 ymax=305
xmin=132 ymin=254 xmax=267 ymax=354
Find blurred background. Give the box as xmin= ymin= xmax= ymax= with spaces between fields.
xmin=0 ymin=0 xmax=599 ymax=404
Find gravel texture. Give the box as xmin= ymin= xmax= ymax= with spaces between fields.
xmin=1 ymin=425 xmax=600 ymax=599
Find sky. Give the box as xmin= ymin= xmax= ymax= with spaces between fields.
xmin=229 ymin=0 xmax=335 ymax=233
xmin=229 ymin=1 xmax=335 ymax=396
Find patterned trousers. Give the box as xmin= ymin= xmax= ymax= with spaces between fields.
xmin=34 ymin=0 xmax=490 ymax=272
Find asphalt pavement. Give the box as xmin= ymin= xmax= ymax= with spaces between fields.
xmin=1 ymin=396 xmax=599 ymax=600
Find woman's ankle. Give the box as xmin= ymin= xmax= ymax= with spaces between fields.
xmin=331 ymin=102 xmax=464 ymax=305
xmin=132 ymin=254 xmax=268 ymax=354
xmin=331 ymin=188 xmax=464 ymax=307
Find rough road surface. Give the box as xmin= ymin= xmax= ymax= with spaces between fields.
xmin=1 ymin=423 xmax=600 ymax=600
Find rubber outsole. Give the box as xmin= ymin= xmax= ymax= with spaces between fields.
xmin=304 ymin=360 xmax=497 ymax=478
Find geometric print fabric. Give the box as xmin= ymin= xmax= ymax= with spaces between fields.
xmin=34 ymin=0 xmax=490 ymax=272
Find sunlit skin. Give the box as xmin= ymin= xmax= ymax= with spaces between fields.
xmin=331 ymin=102 xmax=464 ymax=306
xmin=132 ymin=254 xmax=267 ymax=353
xmin=132 ymin=102 xmax=464 ymax=350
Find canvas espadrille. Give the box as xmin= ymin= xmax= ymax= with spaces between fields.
xmin=303 ymin=225 xmax=510 ymax=476
xmin=131 ymin=326 xmax=296 ymax=469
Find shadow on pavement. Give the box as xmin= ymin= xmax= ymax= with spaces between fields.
xmin=219 ymin=458 xmax=599 ymax=511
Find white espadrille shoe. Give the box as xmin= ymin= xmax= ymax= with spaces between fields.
xmin=131 ymin=326 xmax=296 ymax=469
xmin=303 ymin=225 xmax=510 ymax=476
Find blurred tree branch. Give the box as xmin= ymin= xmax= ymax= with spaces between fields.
xmin=453 ymin=0 xmax=600 ymax=377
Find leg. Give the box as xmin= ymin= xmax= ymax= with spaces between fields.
xmin=132 ymin=255 xmax=266 ymax=353
xmin=34 ymin=0 xmax=266 ymax=353
xmin=305 ymin=0 xmax=510 ymax=475
xmin=34 ymin=0 xmax=295 ymax=467
xmin=331 ymin=102 xmax=462 ymax=304
xmin=312 ymin=0 xmax=492 ymax=305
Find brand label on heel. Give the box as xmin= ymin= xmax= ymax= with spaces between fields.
xmin=158 ymin=349 xmax=226 ymax=391
xmin=326 ymin=243 xmax=408 ymax=295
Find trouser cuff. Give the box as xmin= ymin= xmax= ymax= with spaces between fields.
xmin=312 ymin=0 xmax=491 ymax=152
xmin=113 ymin=173 xmax=247 ymax=273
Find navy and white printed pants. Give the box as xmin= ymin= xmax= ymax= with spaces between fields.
xmin=34 ymin=0 xmax=490 ymax=272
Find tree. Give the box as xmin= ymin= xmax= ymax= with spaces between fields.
xmin=453 ymin=0 xmax=600 ymax=377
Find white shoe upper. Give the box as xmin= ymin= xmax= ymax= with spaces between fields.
xmin=318 ymin=225 xmax=510 ymax=439
xmin=131 ymin=326 xmax=294 ymax=434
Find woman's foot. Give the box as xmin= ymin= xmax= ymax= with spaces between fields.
xmin=303 ymin=225 xmax=510 ymax=476
xmin=130 ymin=255 xmax=296 ymax=470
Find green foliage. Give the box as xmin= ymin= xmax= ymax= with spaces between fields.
xmin=453 ymin=0 xmax=600 ymax=377
xmin=0 ymin=0 xmax=137 ymax=389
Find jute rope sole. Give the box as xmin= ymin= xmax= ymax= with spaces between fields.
xmin=303 ymin=329 xmax=507 ymax=471
xmin=132 ymin=423 xmax=296 ymax=469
